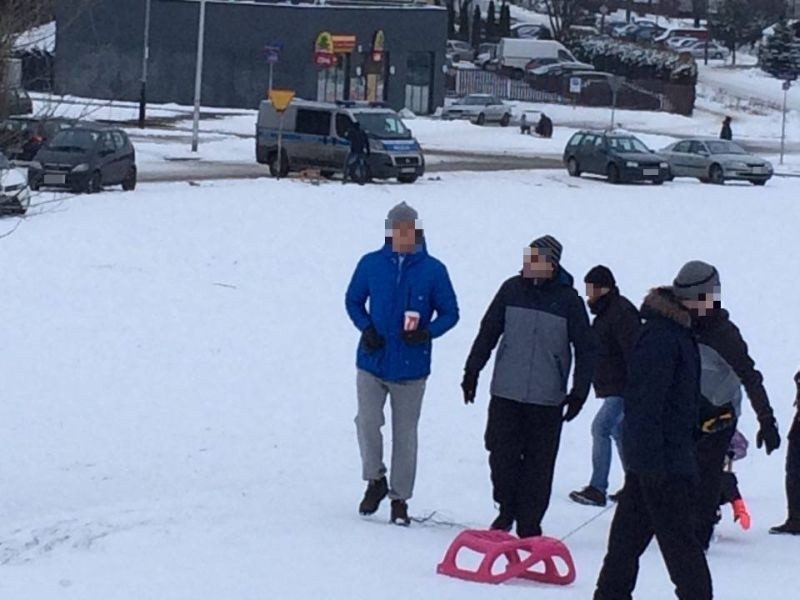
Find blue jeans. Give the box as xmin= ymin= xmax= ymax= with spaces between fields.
xmin=590 ymin=396 xmax=625 ymax=494
xmin=343 ymin=152 xmax=365 ymax=182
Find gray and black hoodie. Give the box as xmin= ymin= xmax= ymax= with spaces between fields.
xmin=464 ymin=269 xmax=595 ymax=407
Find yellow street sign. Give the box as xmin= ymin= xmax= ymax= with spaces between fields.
xmin=269 ymin=89 xmax=295 ymax=112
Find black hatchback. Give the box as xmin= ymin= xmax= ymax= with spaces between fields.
xmin=28 ymin=126 xmax=137 ymax=193
xmin=563 ymin=130 xmax=671 ymax=184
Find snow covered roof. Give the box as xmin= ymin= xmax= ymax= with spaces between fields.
xmin=12 ymin=21 xmax=55 ymax=54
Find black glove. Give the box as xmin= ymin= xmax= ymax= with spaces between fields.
xmin=756 ymin=415 xmax=781 ymax=455
xmin=361 ymin=326 xmax=385 ymax=353
xmin=561 ymin=392 xmax=585 ymax=423
xmin=401 ymin=329 xmax=430 ymax=346
xmin=461 ymin=370 xmax=478 ymax=405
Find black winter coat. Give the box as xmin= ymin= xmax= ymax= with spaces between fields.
xmin=622 ymin=287 xmax=701 ymax=479
xmin=589 ymin=288 xmax=640 ymax=398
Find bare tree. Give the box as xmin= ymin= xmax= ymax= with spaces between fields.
xmin=542 ymin=0 xmax=587 ymax=40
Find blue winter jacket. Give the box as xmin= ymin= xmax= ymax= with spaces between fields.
xmin=345 ymin=241 xmax=459 ymax=382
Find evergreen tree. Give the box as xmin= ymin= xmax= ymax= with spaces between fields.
xmin=500 ymin=2 xmax=511 ymax=38
xmin=459 ymin=1 xmax=471 ymax=42
xmin=709 ymin=0 xmax=756 ymax=65
xmin=759 ymin=19 xmax=800 ymax=80
xmin=486 ymin=0 xmax=497 ymax=41
xmin=471 ymin=5 xmax=483 ymax=49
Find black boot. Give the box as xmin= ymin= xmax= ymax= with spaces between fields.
xmin=569 ymin=486 xmax=607 ymax=507
xmin=359 ymin=477 xmax=388 ymax=516
xmin=390 ymin=499 xmax=411 ymax=526
xmin=770 ymin=519 xmax=800 ymax=535
xmin=490 ymin=507 xmax=515 ymax=532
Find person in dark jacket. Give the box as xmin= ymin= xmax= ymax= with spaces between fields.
xmin=771 ymin=369 xmax=800 ymax=535
xmin=594 ymin=276 xmax=712 ymax=600
xmin=342 ymin=121 xmax=370 ymax=184
xmin=535 ymin=113 xmax=553 ymax=138
xmin=345 ymin=202 xmax=459 ymax=526
xmin=720 ymin=116 xmax=732 ymax=141
xmin=570 ymin=266 xmax=640 ymax=507
xmin=680 ymin=260 xmax=780 ymax=550
xmin=461 ymin=235 xmax=595 ymax=538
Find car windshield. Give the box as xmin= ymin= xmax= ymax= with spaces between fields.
xmin=47 ymin=129 xmax=99 ymax=152
xmin=0 ymin=152 xmax=9 ymax=169
xmin=706 ymin=141 xmax=747 ymax=155
xmin=462 ymin=96 xmax=492 ymax=105
xmin=607 ymin=136 xmax=650 ymax=153
xmin=354 ymin=112 xmax=410 ymax=139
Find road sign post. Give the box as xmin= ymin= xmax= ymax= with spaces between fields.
xmin=264 ymin=43 xmax=283 ymax=95
xmin=609 ymin=76 xmax=622 ymax=129
xmin=781 ymin=79 xmax=792 ymax=165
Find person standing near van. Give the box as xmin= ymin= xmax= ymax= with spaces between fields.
xmin=343 ymin=121 xmax=370 ymax=184
xmin=346 ymin=202 xmax=459 ymax=526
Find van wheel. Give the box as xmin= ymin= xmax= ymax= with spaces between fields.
xmin=122 ymin=166 xmax=137 ymax=191
xmin=500 ymin=113 xmax=510 ymax=127
xmin=320 ymin=170 xmax=336 ymax=180
xmin=476 ymin=113 xmax=486 ymax=126
xmin=567 ymin=157 xmax=581 ymax=177
xmin=269 ymin=151 xmax=289 ymax=178
xmin=397 ymin=174 xmax=418 ymax=184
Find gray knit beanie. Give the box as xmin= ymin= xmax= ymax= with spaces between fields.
xmin=529 ymin=235 xmax=563 ymax=265
xmin=673 ymin=260 xmax=720 ymax=300
xmin=385 ymin=202 xmax=419 ymax=228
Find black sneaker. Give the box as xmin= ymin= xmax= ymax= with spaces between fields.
xmin=569 ymin=486 xmax=607 ymax=507
xmin=390 ymin=499 xmax=411 ymax=526
xmin=608 ymin=488 xmax=624 ymax=503
xmin=769 ymin=520 xmax=800 ymax=535
xmin=358 ymin=477 xmax=388 ymax=516
xmin=490 ymin=509 xmax=514 ymax=532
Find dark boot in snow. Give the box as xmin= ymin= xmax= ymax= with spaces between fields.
xmin=390 ymin=499 xmax=411 ymax=526
xmin=490 ymin=507 xmax=515 ymax=532
xmin=608 ymin=488 xmax=624 ymax=503
xmin=770 ymin=520 xmax=800 ymax=535
xmin=569 ymin=486 xmax=607 ymax=507
xmin=359 ymin=477 xmax=388 ymax=516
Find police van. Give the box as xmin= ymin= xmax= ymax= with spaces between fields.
xmin=256 ymin=99 xmax=425 ymax=183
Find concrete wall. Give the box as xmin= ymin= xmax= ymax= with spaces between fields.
xmin=55 ymin=0 xmax=448 ymax=112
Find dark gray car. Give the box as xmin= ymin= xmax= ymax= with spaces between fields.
xmin=661 ymin=139 xmax=773 ymax=185
xmin=563 ymin=130 xmax=670 ymax=184
xmin=28 ymin=126 xmax=137 ymax=193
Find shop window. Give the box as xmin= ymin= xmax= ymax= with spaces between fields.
xmin=404 ymin=52 xmax=434 ymax=115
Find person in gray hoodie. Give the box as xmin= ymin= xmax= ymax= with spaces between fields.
xmin=461 ymin=235 xmax=594 ymax=538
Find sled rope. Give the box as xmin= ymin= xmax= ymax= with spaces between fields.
xmin=560 ymin=504 xmax=615 ymax=542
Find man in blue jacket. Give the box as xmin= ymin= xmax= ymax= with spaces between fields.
xmin=345 ymin=202 xmax=459 ymax=526
xmin=594 ymin=267 xmax=713 ymax=600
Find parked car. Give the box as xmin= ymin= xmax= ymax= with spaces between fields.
xmin=497 ymin=38 xmax=579 ymax=77
xmin=0 ymin=116 xmax=73 ymax=161
xmin=563 ymin=130 xmax=670 ymax=184
xmin=1 ymin=88 xmax=33 ymax=116
xmin=510 ymin=23 xmax=552 ymax=40
xmin=526 ymin=62 xmax=596 ymax=91
xmin=682 ymin=40 xmax=730 ymax=60
xmin=256 ymin=99 xmax=424 ymax=183
xmin=442 ymin=94 xmax=511 ymax=126
xmin=447 ymin=39 xmax=476 ymax=63
xmin=474 ymin=43 xmax=498 ymax=68
xmin=28 ymin=126 xmax=137 ymax=193
xmin=0 ymin=151 xmax=31 ymax=214
xmin=665 ymin=36 xmax=701 ymax=50
xmin=568 ymin=25 xmax=601 ymax=38
xmin=655 ymin=27 xmax=708 ymax=44
xmin=623 ymin=23 xmax=666 ymax=42
xmin=660 ymin=139 xmax=772 ymax=185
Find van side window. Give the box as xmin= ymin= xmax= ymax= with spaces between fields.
xmin=296 ymin=109 xmax=331 ymax=136
xmin=336 ymin=114 xmax=354 ymax=138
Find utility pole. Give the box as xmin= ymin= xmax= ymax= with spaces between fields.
xmin=780 ymin=80 xmax=791 ymax=165
xmin=191 ymin=0 xmax=207 ymax=153
xmin=138 ymin=0 xmax=152 ymax=129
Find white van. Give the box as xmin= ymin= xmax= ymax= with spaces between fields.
xmin=256 ymin=99 xmax=424 ymax=183
xmin=496 ymin=38 xmax=580 ymax=76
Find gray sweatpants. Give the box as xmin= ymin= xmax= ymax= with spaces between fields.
xmin=355 ymin=369 xmax=427 ymax=501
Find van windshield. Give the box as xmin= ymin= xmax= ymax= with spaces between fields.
xmin=353 ymin=112 xmax=410 ymax=139
xmin=48 ymin=129 xmax=99 ymax=153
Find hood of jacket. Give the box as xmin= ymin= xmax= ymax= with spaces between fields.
xmin=640 ymin=287 xmax=692 ymax=329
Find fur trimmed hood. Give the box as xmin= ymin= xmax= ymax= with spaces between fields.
xmin=640 ymin=287 xmax=692 ymax=329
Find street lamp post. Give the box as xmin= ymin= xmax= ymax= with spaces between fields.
xmin=138 ymin=0 xmax=152 ymax=129
xmin=191 ymin=0 xmax=207 ymax=153
xmin=780 ymin=80 xmax=791 ymax=165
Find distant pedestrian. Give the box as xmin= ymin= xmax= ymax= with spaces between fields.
xmin=720 ymin=116 xmax=732 ymax=141
xmin=535 ymin=113 xmax=553 ymax=138
xmin=594 ymin=270 xmax=712 ymax=600
xmin=462 ymin=235 xmax=595 ymax=538
xmin=520 ymin=113 xmax=531 ymax=135
xmin=770 ymin=369 xmax=800 ymax=535
xmin=569 ymin=266 xmax=639 ymax=508
xmin=345 ymin=202 xmax=459 ymax=526
xmin=343 ymin=121 xmax=370 ymax=184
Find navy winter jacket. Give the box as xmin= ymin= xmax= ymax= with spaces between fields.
xmin=623 ymin=287 xmax=702 ymax=479
xmin=345 ymin=241 xmax=459 ymax=382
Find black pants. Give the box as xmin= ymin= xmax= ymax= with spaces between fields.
xmin=719 ymin=471 xmax=741 ymax=505
xmin=595 ymin=473 xmax=712 ymax=600
xmin=694 ymin=424 xmax=736 ymax=550
xmin=786 ymin=416 xmax=800 ymax=522
xmin=484 ymin=396 xmax=563 ymax=538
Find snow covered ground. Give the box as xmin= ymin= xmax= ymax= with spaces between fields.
xmin=1 ymin=170 xmax=799 ymax=598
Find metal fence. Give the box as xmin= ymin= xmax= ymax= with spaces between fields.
xmin=449 ymin=69 xmax=563 ymax=104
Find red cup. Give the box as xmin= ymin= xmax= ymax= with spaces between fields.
xmin=404 ymin=311 xmax=420 ymax=332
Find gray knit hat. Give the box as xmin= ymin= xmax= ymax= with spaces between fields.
xmin=529 ymin=235 xmax=563 ymax=265
xmin=673 ymin=260 xmax=720 ymax=300
xmin=385 ymin=202 xmax=419 ymax=229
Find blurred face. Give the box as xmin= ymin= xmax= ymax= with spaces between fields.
xmin=586 ymin=283 xmax=611 ymax=303
xmin=522 ymin=247 xmax=554 ymax=279
xmin=683 ymin=289 xmax=720 ymax=318
xmin=391 ymin=221 xmax=418 ymax=253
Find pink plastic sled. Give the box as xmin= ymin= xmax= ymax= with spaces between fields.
xmin=436 ymin=529 xmax=576 ymax=586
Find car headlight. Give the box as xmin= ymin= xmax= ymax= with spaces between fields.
xmin=728 ymin=161 xmax=748 ymax=169
xmin=660 ymin=162 xmax=669 ymax=168
xmin=626 ymin=161 xmax=639 ymax=168
xmin=368 ymin=139 xmax=384 ymax=152
xmin=29 ymin=161 xmax=43 ymax=171
xmin=72 ymin=163 xmax=90 ymax=173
